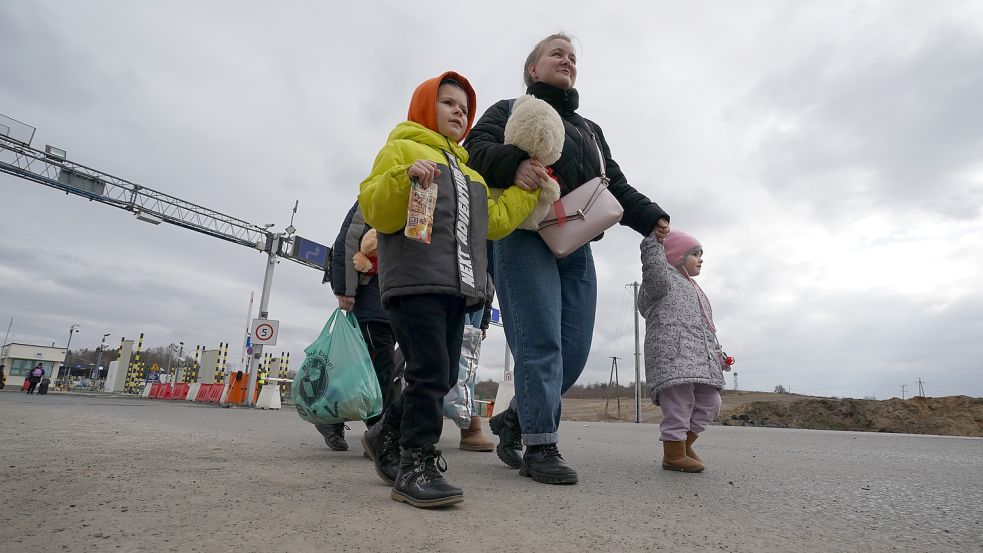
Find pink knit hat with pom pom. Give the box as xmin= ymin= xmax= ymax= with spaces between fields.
xmin=663 ymin=230 xmax=702 ymax=267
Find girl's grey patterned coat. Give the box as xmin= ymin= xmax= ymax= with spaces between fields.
xmin=638 ymin=236 xmax=726 ymax=402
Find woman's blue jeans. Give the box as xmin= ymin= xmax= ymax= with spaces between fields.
xmin=494 ymin=230 xmax=596 ymax=445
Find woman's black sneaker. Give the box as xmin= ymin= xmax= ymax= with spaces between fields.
xmin=519 ymin=443 xmax=578 ymax=484
xmin=488 ymin=406 xmax=523 ymax=468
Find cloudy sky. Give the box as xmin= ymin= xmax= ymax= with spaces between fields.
xmin=2 ymin=1 xmax=981 ymax=400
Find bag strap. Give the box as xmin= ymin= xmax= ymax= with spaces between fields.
xmin=585 ymin=127 xmax=606 ymax=180
xmin=509 ymin=97 xmax=608 ymax=221
xmin=552 ymin=128 xmax=608 ymax=225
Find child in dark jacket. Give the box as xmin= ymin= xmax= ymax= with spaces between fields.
xmin=638 ymin=230 xmax=731 ymax=473
xmin=358 ymin=71 xmax=539 ymax=508
xmin=314 ymin=201 xmax=398 ymax=452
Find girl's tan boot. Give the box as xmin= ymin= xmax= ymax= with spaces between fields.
xmin=662 ymin=440 xmax=705 ymax=472
xmin=685 ymin=431 xmax=702 ymax=464
xmin=460 ymin=416 xmax=495 ymax=452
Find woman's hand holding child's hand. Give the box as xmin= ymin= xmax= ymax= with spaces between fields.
xmin=407 ymin=160 xmax=441 ymax=189
xmin=514 ymin=158 xmax=549 ymax=191
xmin=651 ymin=218 xmax=670 ymax=243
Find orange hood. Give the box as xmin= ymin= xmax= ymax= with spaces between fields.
xmin=407 ymin=71 xmax=477 ymax=142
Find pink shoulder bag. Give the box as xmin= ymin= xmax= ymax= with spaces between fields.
xmin=537 ymin=134 xmax=623 ymax=258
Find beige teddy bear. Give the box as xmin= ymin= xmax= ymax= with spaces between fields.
xmin=352 ymin=228 xmax=378 ymax=275
xmin=502 ymin=95 xmax=564 ymax=230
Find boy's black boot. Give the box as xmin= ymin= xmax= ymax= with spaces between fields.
xmin=391 ymin=446 xmax=464 ymax=508
xmin=361 ymin=419 xmax=400 ymax=484
xmin=315 ymin=423 xmax=349 ymax=451
xmin=519 ymin=443 xmax=579 ymax=485
xmin=488 ymin=406 xmax=523 ymax=468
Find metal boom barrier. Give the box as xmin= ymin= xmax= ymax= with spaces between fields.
xmin=0 ymin=131 xmax=326 ymax=271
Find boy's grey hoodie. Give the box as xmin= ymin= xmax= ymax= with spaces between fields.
xmin=638 ymin=235 xmax=726 ymax=402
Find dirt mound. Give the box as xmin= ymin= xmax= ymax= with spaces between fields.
xmin=724 ymin=395 xmax=983 ymax=437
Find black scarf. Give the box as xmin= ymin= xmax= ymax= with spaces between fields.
xmin=526 ymin=81 xmax=579 ymax=115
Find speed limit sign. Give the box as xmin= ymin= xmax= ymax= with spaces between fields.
xmin=250 ymin=319 xmax=279 ymax=345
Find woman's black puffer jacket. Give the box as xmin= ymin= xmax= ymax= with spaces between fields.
xmin=464 ymin=81 xmax=669 ymax=237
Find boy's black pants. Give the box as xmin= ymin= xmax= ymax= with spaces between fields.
xmin=385 ymin=294 xmax=466 ymax=450
xmin=360 ymin=320 xmax=397 ymax=427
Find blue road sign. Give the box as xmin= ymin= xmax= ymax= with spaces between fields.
xmin=290 ymin=236 xmax=329 ymax=268
xmin=489 ymin=307 xmax=503 ymax=326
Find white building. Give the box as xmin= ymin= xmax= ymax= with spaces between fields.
xmin=1 ymin=343 xmax=67 ymax=388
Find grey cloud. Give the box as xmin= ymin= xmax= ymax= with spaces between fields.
xmin=742 ymin=23 xmax=983 ymax=220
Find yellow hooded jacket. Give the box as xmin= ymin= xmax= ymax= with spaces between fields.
xmin=358 ymin=121 xmax=540 ymax=306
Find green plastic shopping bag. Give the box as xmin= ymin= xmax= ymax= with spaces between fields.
xmin=292 ymin=309 xmax=382 ymax=425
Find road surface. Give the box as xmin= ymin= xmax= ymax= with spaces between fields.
xmin=1 ymin=390 xmax=979 ymax=552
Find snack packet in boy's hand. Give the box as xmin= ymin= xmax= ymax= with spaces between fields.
xmin=405 ymin=177 xmax=437 ymax=244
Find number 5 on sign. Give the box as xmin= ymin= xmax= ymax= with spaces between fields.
xmin=251 ymin=319 xmax=279 ymax=346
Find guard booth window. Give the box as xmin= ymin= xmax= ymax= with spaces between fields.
xmin=9 ymin=359 xmax=54 ymax=376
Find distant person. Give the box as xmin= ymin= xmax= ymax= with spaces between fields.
xmin=316 ymin=201 xmax=398 ymax=451
xmin=26 ymin=363 xmax=45 ymax=394
xmin=638 ymin=230 xmax=731 ymax=473
xmin=449 ymin=300 xmax=495 ymax=452
xmin=0 ymin=363 xmax=6 ymax=389
xmin=359 ymin=71 xmax=539 ymax=508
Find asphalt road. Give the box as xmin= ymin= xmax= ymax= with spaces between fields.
xmin=1 ymin=389 xmax=980 ymax=553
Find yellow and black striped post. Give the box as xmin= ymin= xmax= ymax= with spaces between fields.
xmin=116 ymin=336 xmax=125 ymax=390
xmin=213 ymin=342 xmax=225 ymax=384
xmin=278 ymin=352 xmax=288 ymax=398
xmin=125 ymin=333 xmax=145 ymax=393
xmin=221 ymin=342 xmax=229 ymax=382
xmin=187 ymin=345 xmax=201 ymax=383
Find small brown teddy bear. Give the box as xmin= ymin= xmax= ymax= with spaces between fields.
xmin=352 ymin=228 xmax=378 ymax=276
xmin=503 ymin=94 xmax=564 ymax=230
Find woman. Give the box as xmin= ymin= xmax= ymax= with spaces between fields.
xmin=27 ymin=363 xmax=45 ymax=394
xmin=464 ymin=33 xmax=670 ymax=485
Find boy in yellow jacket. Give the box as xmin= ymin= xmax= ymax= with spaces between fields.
xmin=359 ymin=71 xmax=540 ymax=508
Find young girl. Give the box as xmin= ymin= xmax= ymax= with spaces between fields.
xmin=638 ymin=230 xmax=730 ymax=472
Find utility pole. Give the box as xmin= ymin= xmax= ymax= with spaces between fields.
xmin=733 ymin=371 xmax=739 ymax=391
xmin=605 ymin=356 xmax=621 ymax=420
xmin=900 ymin=384 xmax=907 ymax=400
xmin=245 ymin=235 xmax=280 ymax=407
xmin=2 ymin=317 xmax=12 ymax=351
xmin=916 ymin=378 xmax=925 ymax=397
xmin=94 ymin=333 xmax=110 ymax=380
xmin=239 ymin=291 xmax=255 ymax=371
xmin=165 ymin=344 xmax=176 ymax=386
xmin=170 ymin=342 xmax=184 ymax=392
xmin=504 ymin=345 xmax=511 ymax=379
xmin=61 ymin=323 xmax=79 ymax=389
xmin=629 ymin=281 xmax=642 ymax=423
